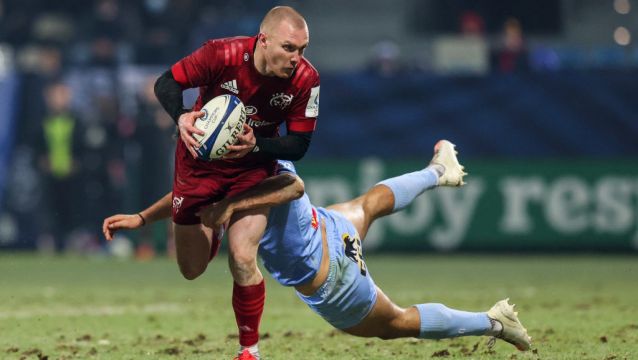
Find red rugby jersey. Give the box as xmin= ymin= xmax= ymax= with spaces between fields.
xmin=171 ymin=36 xmax=320 ymax=168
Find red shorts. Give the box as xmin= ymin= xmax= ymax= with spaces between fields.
xmin=172 ymin=141 xmax=275 ymax=225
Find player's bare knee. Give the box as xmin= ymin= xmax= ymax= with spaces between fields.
xmin=228 ymin=251 xmax=258 ymax=275
xmin=229 ymin=247 xmax=257 ymax=265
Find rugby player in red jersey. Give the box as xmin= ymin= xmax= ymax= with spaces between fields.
xmin=152 ymin=6 xmax=319 ymax=359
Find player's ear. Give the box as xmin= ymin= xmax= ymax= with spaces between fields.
xmin=258 ymin=33 xmax=268 ymax=47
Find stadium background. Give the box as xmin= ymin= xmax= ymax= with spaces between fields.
xmin=0 ymin=1 xmax=637 ymax=359
xmin=1 ymin=0 xmax=636 ymax=255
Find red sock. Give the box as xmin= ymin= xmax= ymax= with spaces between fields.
xmin=232 ymin=280 xmax=265 ymax=347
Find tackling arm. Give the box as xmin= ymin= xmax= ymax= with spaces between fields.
xmin=102 ymin=192 xmax=173 ymax=241
xmin=199 ymin=173 xmax=305 ymax=229
xmin=227 ymin=173 xmax=305 ymax=212
xmin=140 ymin=192 xmax=173 ymax=224
xmin=103 ymin=174 xmax=304 ymax=240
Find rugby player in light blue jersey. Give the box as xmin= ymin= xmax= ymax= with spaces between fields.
xmin=103 ymin=140 xmax=532 ymax=352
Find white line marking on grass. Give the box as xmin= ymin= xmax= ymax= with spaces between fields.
xmin=0 ymin=303 xmax=184 ymax=319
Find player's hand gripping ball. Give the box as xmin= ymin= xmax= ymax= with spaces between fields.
xmin=193 ymin=94 xmax=247 ymax=161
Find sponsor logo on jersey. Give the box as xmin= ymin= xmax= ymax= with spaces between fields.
xmin=221 ymin=79 xmax=239 ymax=94
xmin=311 ymin=208 xmax=319 ymax=230
xmin=173 ymin=196 xmax=184 ymax=213
xmin=245 ymin=106 xmax=258 ymax=116
xmin=305 ymin=86 xmax=320 ymax=117
xmin=246 ymin=118 xmax=272 ymax=128
xmin=269 ymin=93 xmax=293 ymax=109
xmin=343 ymin=233 xmax=367 ymax=276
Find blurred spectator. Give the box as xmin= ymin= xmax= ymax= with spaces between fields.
xmin=135 ymin=75 xmax=175 ymax=204
xmin=0 ymin=0 xmax=41 ymax=46
xmin=367 ymin=40 xmax=403 ymax=77
xmin=136 ymin=0 xmax=195 ymax=64
xmin=83 ymin=79 xmax=124 ymax=232
xmin=17 ymin=45 xmax=63 ymax=77
xmin=529 ymin=46 xmax=561 ymax=72
xmin=78 ymin=0 xmax=140 ymax=66
xmin=189 ymin=5 xmax=224 ymax=51
xmin=37 ymin=81 xmax=84 ymax=251
xmin=459 ymin=10 xmax=485 ymax=37
xmin=31 ymin=13 xmax=75 ymax=46
xmin=189 ymin=0 xmax=274 ymax=49
xmin=133 ymin=75 xmax=175 ymax=249
xmin=61 ymin=69 xmax=125 ymax=246
xmin=491 ymin=17 xmax=529 ymax=73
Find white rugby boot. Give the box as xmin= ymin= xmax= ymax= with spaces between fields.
xmin=486 ymin=298 xmax=532 ymax=351
xmin=430 ymin=140 xmax=467 ymax=186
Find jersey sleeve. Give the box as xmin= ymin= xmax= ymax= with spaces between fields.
xmin=275 ymin=160 xmax=298 ymax=175
xmin=171 ymin=40 xmax=222 ymax=89
xmin=286 ymin=75 xmax=320 ymax=133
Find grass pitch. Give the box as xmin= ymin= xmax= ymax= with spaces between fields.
xmin=0 ymin=254 xmax=636 ymax=359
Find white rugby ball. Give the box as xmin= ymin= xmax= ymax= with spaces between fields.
xmin=193 ymin=94 xmax=246 ymax=161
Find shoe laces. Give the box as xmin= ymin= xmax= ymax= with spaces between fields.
xmin=486 ymin=328 xmax=521 ymax=350
xmin=486 ymin=318 xmax=503 ymax=350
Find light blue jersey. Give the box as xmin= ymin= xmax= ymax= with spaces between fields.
xmin=258 ymin=161 xmax=323 ymax=286
xmin=259 ymin=161 xmax=378 ymax=329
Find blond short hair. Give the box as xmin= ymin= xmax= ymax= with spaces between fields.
xmin=259 ymin=6 xmax=307 ymax=34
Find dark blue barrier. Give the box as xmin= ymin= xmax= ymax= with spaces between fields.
xmin=310 ymin=70 xmax=638 ymax=159
xmin=0 ymin=73 xmax=19 ymax=204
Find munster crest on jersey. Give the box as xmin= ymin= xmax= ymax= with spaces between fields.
xmin=173 ymin=196 xmax=184 ymax=213
xmin=270 ymin=93 xmax=293 ymax=109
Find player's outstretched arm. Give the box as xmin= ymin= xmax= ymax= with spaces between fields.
xmin=102 ymin=214 xmax=144 ymax=241
xmin=102 ymin=192 xmax=173 ymax=241
xmin=199 ymin=173 xmax=304 ymax=229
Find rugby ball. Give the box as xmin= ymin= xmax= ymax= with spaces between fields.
xmin=193 ymin=94 xmax=246 ymax=161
